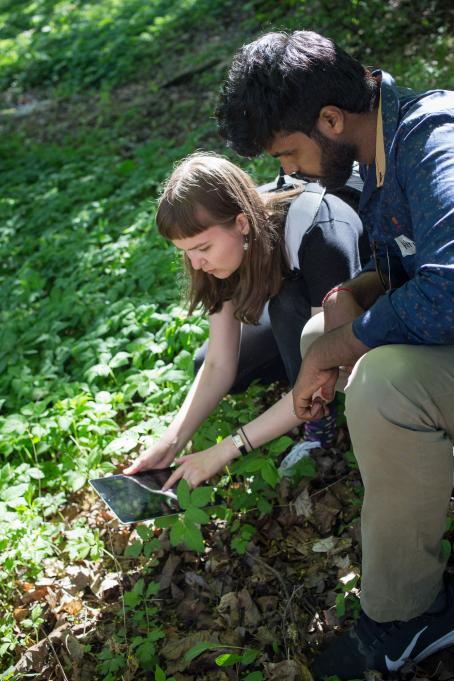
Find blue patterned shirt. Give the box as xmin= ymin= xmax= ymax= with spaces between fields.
xmin=352 ymin=71 xmax=454 ymax=347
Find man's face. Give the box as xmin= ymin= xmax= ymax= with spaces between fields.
xmin=266 ymin=128 xmax=356 ymax=191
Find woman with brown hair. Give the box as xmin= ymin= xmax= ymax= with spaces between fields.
xmin=124 ymin=152 xmax=368 ymax=489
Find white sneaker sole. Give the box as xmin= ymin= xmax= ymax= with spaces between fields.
xmin=414 ymin=629 xmax=454 ymax=663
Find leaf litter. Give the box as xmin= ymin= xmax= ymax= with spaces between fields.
xmin=9 ymin=422 xmax=454 ymax=680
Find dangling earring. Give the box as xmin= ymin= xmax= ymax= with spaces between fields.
xmin=243 ymin=236 xmax=249 ymax=251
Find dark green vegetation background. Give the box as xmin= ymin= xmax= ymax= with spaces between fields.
xmin=0 ymin=0 xmax=453 ymax=678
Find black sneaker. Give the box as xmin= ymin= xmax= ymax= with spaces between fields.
xmin=312 ymin=574 xmax=454 ymax=680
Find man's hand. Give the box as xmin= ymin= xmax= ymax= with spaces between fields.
xmin=293 ymin=322 xmax=370 ymax=420
xmin=292 ymin=355 xmax=339 ymax=421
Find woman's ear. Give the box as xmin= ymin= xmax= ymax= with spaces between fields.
xmin=236 ymin=212 xmax=250 ymax=235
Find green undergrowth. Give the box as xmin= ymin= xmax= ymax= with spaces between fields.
xmin=0 ymin=0 xmax=453 ymax=678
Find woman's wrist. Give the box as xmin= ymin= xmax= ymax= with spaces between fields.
xmin=221 ymin=435 xmax=243 ymax=462
xmin=159 ymin=431 xmax=183 ymax=455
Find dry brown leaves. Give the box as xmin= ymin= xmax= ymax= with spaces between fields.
xmin=10 ymin=439 xmax=454 ymax=681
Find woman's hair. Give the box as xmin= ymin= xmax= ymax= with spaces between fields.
xmin=156 ymin=152 xmax=295 ymax=324
xmin=216 ymin=30 xmax=378 ymax=157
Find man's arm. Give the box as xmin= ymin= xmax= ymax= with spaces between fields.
xmin=353 ymin=115 xmax=454 ymax=348
xmin=292 ymin=322 xmax=369 ymax=420
xmin=341 ymin=270 xmax=385 ymax=310
xmin=322 ymin=270 xmax=384 ymax=332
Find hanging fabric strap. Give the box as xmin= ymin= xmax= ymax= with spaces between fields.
xmin=284 ymin=182 xmax=326 ymax=270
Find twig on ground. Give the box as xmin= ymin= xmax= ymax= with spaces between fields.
xmin=245 ymin=550 xmax=298 ymax=658
xmin=310 ymin=472 xmax=355 ymax=498
xmin=108 ymin=528 xmax=128 ymax=650
xmin=45 ymin=633 xmax=70 ymax=681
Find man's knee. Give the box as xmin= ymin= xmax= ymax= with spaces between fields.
xmin=300 ymin=312 xmax=324 ymax=359
xmin=345 ymin=345 xmax=420 ymax=420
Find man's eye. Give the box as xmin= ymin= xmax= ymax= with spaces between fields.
xmin=199 ymin=247 xmax=210 ymax=252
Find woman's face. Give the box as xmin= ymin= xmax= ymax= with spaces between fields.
xmin=172 ymin=213 xmax=249 ymax=279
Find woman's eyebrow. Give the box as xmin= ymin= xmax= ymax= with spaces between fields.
xmin=185 ymin=240 xmax=209 ymax=252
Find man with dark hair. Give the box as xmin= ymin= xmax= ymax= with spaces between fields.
xmin=217 ymin=30 xmax=454 ymax=679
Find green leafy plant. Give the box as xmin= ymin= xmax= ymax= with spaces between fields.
xmin=335 ymin=574 xmax=361 ymax=620
xmin=0 ymin=0 xmax=451 ymax=676
xmin=185 ymin=641 xmax=262 ymax=679
xmin=154 ymin=665 xmax=177 ymax=681
xmin=154 ymin=479 xmax=215 ymax=553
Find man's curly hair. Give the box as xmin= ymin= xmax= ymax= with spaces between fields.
xmin=216 ymin=30 xmax=377 ymax=157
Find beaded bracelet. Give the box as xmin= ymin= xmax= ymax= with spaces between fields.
xmin=321 ymin=286 xmax=354 ymax=308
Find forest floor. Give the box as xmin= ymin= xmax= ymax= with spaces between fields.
xmin=0 ymin=1 xmax=453 ymax=680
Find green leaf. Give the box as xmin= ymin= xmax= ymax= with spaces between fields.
xmin=27 ymin=467 xmax=45 ymax=480
xmin=155 ymin=665 xmax=166 ymax=681
xmin=137 ymin=524 xmax=153 ymax=541
xmin=134 ymin=634 xmax=158 ymax=670
xmin=145 ymin=581 xmax=160 ymax=598
xmin=133 ymin=578 xmax=145 ymax=595
xmin=124 ymin=590 xmax=140 ymax=607
xmin=267 ymin=435 xmax=293 ymax=455
xmin=182 ymin=520 xmax=205 ymax=552
xmin=1 ymin=414 xmax=28 ymax=435
xmin=154 ymin=515 xmax=178 ymax=529
xmin=86 ymin=363 xmax=111 ymax=381
xmin=184 ymin=642 xmax=221 ymax=662
xmin=240 ymin=649 xmax=259 ymax=665
xmin=170 ymin=520 xmax=185 ymax=547
xmin=291 ymin=456 xmax=317 ymax=479
xmin=125 ymin=539 xmax=143 ymax=558
xmin=104 ymin=431 xmax=139 ymax=454
xmin=440 ymin=539 xmax=452 ymax=561
xmin=242 ymin=672 xmax=263 ymax=681
xmin=257 ymin=497 xmax=272 ymax=514
xmin=215 ymin=653 xmax=242 ymax=666
xmin=144 ymin=539 xmax=161 ymax=558
xmin=65 ymin=470 xmax=87 ymax=492
xmin=1 ymin=483 xmax=29 ymax=502
xmin=234 ymin=455 xmax=264 ymax=474
xmin=109 ymin=351 xmax=130 ymax=369
xmin=261 ymin=461 xmax=279 ymax=487
xmin=177 ymin=479 xmax=191 ymax=509
xmin=190 ymin=486 xmax=213 ymax=508
xmin=344 ymin=449 xmax=358 ymax=470
xmin=148 ymin=628 xmax=165 ymax=642
xmin=335 ymin=593 xmax=346 ymax=617
xmin=185 ymin=506 xmax=210 ymax=525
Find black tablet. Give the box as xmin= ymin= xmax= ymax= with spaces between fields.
xmin=89 ymin=469 xmax=180 ymax=524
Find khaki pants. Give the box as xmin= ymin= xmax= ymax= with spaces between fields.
xmin=300 ymin=314 xmax=454 ymax=622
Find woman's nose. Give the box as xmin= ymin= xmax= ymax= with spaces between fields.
xmin=188 ymin=252 xmax=204 ymax=270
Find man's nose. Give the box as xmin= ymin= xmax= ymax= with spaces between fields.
xmin=280 ymin=158 xmax=299 ymax=176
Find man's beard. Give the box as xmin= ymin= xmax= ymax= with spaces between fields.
xmin=309 ymin=128 xmax=357 ymax=192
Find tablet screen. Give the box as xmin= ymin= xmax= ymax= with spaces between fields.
xmin=89 ymin=470 xmax=180 ymax=524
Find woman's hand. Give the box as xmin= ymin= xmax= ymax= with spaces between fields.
xmin=161 ymin=438 xmax=238 ymax=491
xmin=123 ymin=438 xmax=179 ymax=475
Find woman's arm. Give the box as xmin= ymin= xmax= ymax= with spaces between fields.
xmin=162 ymin=390 xmax=302 ymax=489
xmin=124 ymin=302 xmax=241 ymax=474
